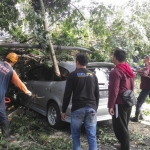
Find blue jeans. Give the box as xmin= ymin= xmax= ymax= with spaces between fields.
xmin=71 ymin=106 xmax=97 ymax=150
xmin=136 ymin=89 xmax=150 ymax=116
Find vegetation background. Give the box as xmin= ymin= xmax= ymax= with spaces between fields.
xmin=0 ymin=0 xmax=150 ymax=149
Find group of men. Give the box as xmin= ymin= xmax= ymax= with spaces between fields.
xmin=1 ymin=49 xmax=149 ymax=150
xmin=62 ymin=48 xmax=150 ymax=150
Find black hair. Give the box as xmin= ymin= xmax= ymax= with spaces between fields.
xmin=114 ymin=48 xmax=126 ymax=62
xmin=144 ymin=55 xmax=150 ymax=59
xmin=76 ymin=53 xmax=89 ymax=66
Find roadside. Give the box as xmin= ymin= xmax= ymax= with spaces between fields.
xmin=126 ymin=103 xmax=150 ymax=150
xmin=0 ymin=104 xmax=149 ymax=150
xmin=139 ymin=103 xmax=150 ymax=125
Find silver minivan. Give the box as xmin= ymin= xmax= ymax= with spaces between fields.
xmin=18 ymin=62 xmax=114 ymax=128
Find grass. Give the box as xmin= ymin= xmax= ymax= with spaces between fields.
xmin=3 ymin=110 xmax=72 ymax=150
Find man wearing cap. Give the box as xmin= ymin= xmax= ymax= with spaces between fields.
xmin=0 ymin=52 xmax=32 ymax=141
xmin=131 ymin=55 xmax=150 ymax=122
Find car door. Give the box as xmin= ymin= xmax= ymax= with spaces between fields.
xmin=31 ymin=81 xmax=52 ymax=115
xmin=24 ymin=65 xmax=54 ymax=115
xmin=55 ymin=66 xmax=72 ymax=122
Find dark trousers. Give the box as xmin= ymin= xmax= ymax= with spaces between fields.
xmin=135 ymin=89 xmax=150 ymax=117
xmin=0 ymin=101 xmax=9 ymax=138
xmin=0 ymin=102 xmax=8 ymax=124
xmin=112 ymin=104 xmax=132 ymax=150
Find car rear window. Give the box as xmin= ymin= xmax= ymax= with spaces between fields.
xmin=88 ymin=67 xmax=112 ymax=85
xmin=89 ymin=67 xmax=112 ymax=98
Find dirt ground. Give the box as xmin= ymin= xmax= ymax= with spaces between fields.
xmin=49 ymin=106 xmax=150 ymax=150
xmin=0 ymin=106 xmax=150 ymax=150
xmin=46 ymin=119 xmax=150 ymax=150
xmin=97 ymin=120 xmax=150 ymax=150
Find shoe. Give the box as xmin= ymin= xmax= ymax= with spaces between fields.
xmin=130 ymin=117 xmax=139 ymax=122
xmin=6 ymin=135 xmax=17 ymax=142
xmin=114 ymin=143 xmax=121 ymax=150
xmin=1 ymin=123 xmax=18 ymax=142
xmin=139 ymin=113 xmax=146 ymax=120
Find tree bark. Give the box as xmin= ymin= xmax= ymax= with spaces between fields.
xmin=39 ymin=0 xmax=60 ymax=76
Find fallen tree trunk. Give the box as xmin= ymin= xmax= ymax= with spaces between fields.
xmin=0 ymin=43 xmax=92 ymax=53
xmin=0 ymin=43 xmax=40 ymax=48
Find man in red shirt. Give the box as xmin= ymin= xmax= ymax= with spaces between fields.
xmin=131 ymin=55 xmax=150 ymax=122
xmin=108 ymin=48 xmax=134 ymax=150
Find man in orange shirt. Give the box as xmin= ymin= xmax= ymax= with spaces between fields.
xmin=0 ymin=52 xmax=32 ymax=142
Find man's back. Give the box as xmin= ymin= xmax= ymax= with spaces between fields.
xmin=62 ymin=53 xmax=98 ymax=150
xmin=0 ymin=61 xmax=13 ymax=101
xmin=63 ymin=68 xmax=99 ymax=112
xmin=71 ymin=68 xmax=99 ymax=111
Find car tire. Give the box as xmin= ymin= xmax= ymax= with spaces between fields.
xmin=47 ymin=102 xmax=65 ymax=129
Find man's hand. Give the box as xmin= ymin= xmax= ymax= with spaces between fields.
xmin=61 ymin=113 xmax=66 ymax=121
xmin=27 ymin=91 xmax=32 ymax=96
xmin=109 ymin=108 xmax=114 ymax=116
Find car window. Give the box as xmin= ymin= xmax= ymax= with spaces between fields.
xmin=89 ymin=67 xmax=113 ymax=98
xmin=95 ymin=68 xmax=108 ymax=84
xmin=89 ymin=67 xmax=112 ymax=85
xmin=27 ymin=65 xmax=54 ymax=81
xmin=53 ymin=66 xmax=69 ymax=81
xmin=59 ymin=67 xmax=69 ymax=77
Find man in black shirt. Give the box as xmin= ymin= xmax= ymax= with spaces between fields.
xmin=62 ymin=53 xmax=99 ymax=150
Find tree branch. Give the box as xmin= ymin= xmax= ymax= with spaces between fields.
xmin=70 ymin=3 xmax=85 ymax=20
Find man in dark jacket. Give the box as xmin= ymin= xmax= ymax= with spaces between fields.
xmin=61 ymin=53 xmax=99 ymax=150
xmin=131 ymin=55 xmax=150 ymax=122
xmin=108 ymin=48 xmax=134 ymax=150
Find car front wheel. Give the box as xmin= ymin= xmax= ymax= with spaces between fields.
xmin=47 ymin=102 xmax=65 ymax=129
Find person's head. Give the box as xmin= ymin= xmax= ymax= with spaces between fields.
xmin=113 ymin=48 xmax=126 ymax=65
xmin=76 ymin=53 xmax=88 ymax=69
xmin=143 ymin=55 xmax=150 ymax=65
xmin=5 ymin=52 xmax=18 ymax=66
